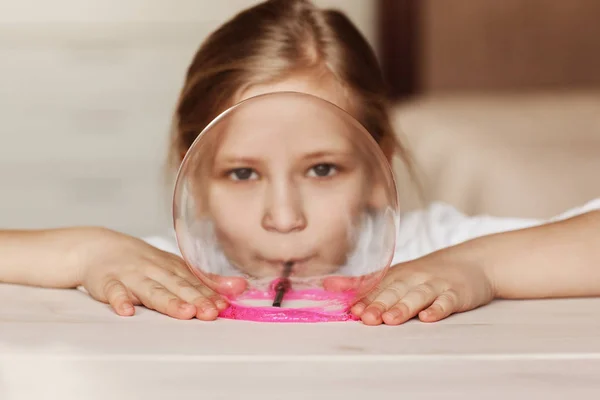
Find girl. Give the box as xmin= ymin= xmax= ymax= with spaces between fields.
xmin=1 ymin=0 xmax=599 ymax=326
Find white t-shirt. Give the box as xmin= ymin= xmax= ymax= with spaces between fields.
xmin=143 ymin=197 xmax=600 ymax=267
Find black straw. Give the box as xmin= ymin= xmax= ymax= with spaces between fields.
xmin=272 ymin=261 xmax=293 ymax=307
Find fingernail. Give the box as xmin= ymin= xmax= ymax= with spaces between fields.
xmin=122 ymin=304 xmax=134 ymax=313
xmin=216 ymin=299 xmax=228 ymax=310
xmin=384 ymin=308 xmax=402 ymax=319
xmin=200 ymin=307 xmax=218 ymax=319
xmin=364 ymin=308 xmax=381 ymax=321
xmin=199 ymin=304 xmax=217 ymax=313
xmin=352 ymin=302 xmax=366 ymax=314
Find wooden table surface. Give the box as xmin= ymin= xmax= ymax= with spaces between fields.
xmin=1 ymin=283 xmax=599 ymax=399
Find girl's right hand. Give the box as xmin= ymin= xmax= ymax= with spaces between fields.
xmin=74 ymin=227 xmax=241 ymax=320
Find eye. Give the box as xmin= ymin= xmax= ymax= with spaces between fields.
xmin=307 ymin=163 xmax=337 ymax=178
xmin=228 ymin=168 xmax=258 ymax=181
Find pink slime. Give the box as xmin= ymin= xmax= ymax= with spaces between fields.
xmin=218 ymin=280 xmax=360 ymax=323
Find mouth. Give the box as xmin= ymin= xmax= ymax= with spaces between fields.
xmin=260 ymin=256 xmax=313 ymax=275
xmin=249 ymin=255 xmax=342 ymax=278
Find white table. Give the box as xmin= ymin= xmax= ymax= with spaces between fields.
xmin=1 ymin=283 xmax=599 ymax=399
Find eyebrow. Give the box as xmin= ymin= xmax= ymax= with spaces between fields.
xmin=301 ymin=150 xmax=354 ymax=160
xmin=215 ymin=156 xmax=262 ymax=166
xmin=215 ymin=150 xmax=355 ymax=165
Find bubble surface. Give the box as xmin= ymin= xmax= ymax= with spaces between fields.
xmin=173 ymin=92 xmax=399 ymax=322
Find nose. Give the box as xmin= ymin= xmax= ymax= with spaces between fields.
xmin=261 ymin=181 xmax=307 ymax=233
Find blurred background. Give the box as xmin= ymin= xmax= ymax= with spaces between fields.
xmin=0 ymin=0 xmax=376 ymax=237
xmin=0 ymin=0 xmax=599 ymax=238
xmin=379 ymin=0 xmax=600 ymax=218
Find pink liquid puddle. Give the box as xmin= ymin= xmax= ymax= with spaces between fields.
xmin=218 ymin=285 xmax=360 ymax=323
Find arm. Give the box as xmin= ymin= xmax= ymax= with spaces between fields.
xmin=0 ymin=227 xmax=90 ymax=288
xmin=0 ymin=226 xmax=229 ymax=320
xmin=353 ymin=208 xmax=600 ymax=326
xmin=475 ymin=210 xmax=600 ymax=299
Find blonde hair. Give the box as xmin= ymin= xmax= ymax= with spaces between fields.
xmin=169 ymin=0 xmax=411 ymax=173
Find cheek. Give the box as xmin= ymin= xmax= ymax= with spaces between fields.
xmin=206 ymin=185 xmax=259 ymax=242
xmin=204 ymin=185 xmax=267 ymax=274
xmin=366 ymin=177 xmax=392 ymax=210
xmin=304 ymin=178 xmax=368 ymax=248
xmin=310 ymin=172 xmax=370 ymax=215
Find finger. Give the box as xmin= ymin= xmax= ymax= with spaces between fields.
xmin=322 ymin=276 xmax=360 ymax=292
xmin=212 ymin=275 xmax=248 ymax=298
xmin=419 ymin=289 xmax=460 ymax=322
xmin=131 ymin=278 xmax=197 ymax=320
xmin=164 ymin=275 xmax=229 ymax=319
xmin=350 ymin=282 xmax=387 ymax=318
xmin=323 ymin=270 xmax=384 ymax=294
xmin=382 ymin=281 xmax=445 ymax=325
xmin=103 ymin=279 xmax=135 ymax=316
xmin=351 ymin=268 xmax=410 ymax=316
xmin=173 ymin=265 xmax=248 ymax=299
xmin=145 ymin=264 xmax=225 ymax=312
xmin=349 ymin=269 xmax=411 ymax=317
xmin=360 ymin=281 xmax=409 ymax=326
xmin=350 ymin=286 xmax=381 ymax=318
xmin=127 ymin=290 xmax=141 ymax=305
xmin=185 ymin=272 xmax=248 ymax=304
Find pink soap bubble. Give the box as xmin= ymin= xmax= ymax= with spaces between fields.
xmin=173 ymin=92 xmax=399 ymax=322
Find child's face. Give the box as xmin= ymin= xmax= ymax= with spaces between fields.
xmin=193 ymin=75 xmax=385 ymax=278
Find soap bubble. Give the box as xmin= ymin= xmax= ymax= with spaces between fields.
xmin=173 ymin=92 xmax=399 ymax=322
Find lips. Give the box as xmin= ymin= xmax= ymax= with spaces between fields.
xmin=260 ymin=256 xmax=313 ymax=274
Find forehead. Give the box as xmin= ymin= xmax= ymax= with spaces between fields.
xmin=238 ymin=73 xmax=351 ymax=113
xmin=215 ymin=93 xmax=357 ymax=157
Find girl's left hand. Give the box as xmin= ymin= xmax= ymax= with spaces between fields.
xmin=350 ymin=251 xmax=496 ymax=326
